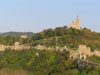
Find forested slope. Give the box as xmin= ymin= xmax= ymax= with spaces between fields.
xmin=31 ymin=26 xmax=100 ymax=51
xmin=0 ymin=49 xmax=100 ymax=75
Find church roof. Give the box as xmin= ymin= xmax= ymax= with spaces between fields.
xmin=69 ymin=23 xmax=76 ymax=25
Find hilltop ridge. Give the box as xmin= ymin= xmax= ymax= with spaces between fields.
xmin=0 ymin=31 xmax=35 ymax=37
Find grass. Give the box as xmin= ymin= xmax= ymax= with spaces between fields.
xmin=66 ymin=45 xmax=78 ymax=51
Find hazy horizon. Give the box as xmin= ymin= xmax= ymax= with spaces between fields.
xmin=0 ymin=0 xmax=100 ymax=33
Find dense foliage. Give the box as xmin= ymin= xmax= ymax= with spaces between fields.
xmin=0 ymin=49 xmax=76 ymax=75
xmin=31 ymin=26 xmax=100 ymax=51
xmin=0 ymin=49 xmax=100 ymax=75
xmin=88 ymin=55 xmax=100 ymax=63
xmin=0 ymin=35 xmax=32 ymax=45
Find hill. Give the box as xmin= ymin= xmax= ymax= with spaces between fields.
xmin=31 ymin=26 xmax=100 ymax=52
xmin=0 ymin=32 xmax=35 ymax=37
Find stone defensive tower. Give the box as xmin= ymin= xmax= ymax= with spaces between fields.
xmin=78 ymin=45 xmax=91 ymax=59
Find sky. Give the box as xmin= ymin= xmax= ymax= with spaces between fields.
xmin=0 ymin=0 xmax=100 ymax=33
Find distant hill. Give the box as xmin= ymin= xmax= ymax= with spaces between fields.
xmin=0 ymin=32 xmax=35 ymax=37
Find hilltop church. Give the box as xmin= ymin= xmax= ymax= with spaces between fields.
xmin=68 ymin=16 xmax=81 ymax=30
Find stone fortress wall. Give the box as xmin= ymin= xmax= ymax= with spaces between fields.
xmin=0 ymin=42 xmax=69 ymax=51
xmin=0 ymin=42 xmax=30 ymax=51
xmin=34 ymin=44 xmax=100 ymax=60
xmin=0 ymin=42 xmax=100 ymax=60
xmin=34 ymin=44 xmax=70 ymax=52
xmin=70 ymin=45 xmax=100 ymax=59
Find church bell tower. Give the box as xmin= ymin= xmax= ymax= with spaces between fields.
xmin=76 ymin=16 xmax=80 ymax=29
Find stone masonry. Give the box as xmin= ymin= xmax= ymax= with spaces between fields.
xmin=70 ymin=45 xmax=100 ymax=60
xmin=0 ymin=42 xmax=100 ymax=60
xmin=0 ymin=42 xmax=30 ymax=51
xmin=69 ymin=16 xmax=81 ymax=30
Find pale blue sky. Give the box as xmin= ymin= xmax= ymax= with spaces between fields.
xmin=0 ymin=0 xmax=100 ymax=33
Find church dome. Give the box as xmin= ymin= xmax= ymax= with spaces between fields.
xmin=72 ymin=20 xmax=75 ymax=23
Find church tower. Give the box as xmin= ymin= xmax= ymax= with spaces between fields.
xmin=76 ymin=16 xmax=80 ymax=29
xmin=68 ymin=16 xmax=81 ymax=30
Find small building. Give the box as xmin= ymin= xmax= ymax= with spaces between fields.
xmin=20 ymin=35 xmax=28 ymax=38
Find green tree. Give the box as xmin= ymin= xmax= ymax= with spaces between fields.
xmin=40 ymin=32 xmax=45 ymax=39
